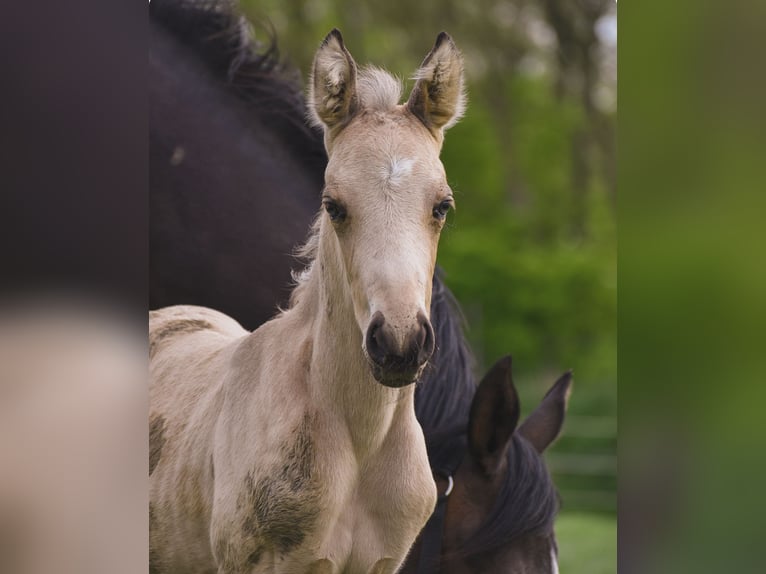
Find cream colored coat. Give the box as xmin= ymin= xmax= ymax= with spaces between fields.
xmin=150 ymin=29 xmax=466 ymax=574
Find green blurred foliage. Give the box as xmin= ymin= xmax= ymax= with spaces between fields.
xmin=242 ymin=0 xmax=617 ymax=518
xmin=620 ymin=0 xmax=766 ymax=572
xmin=556 ymin=512 xmax=617 ymax=574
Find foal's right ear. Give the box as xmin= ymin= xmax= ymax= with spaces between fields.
xmin=309 ymin=29 xmax=359 ymax=136
xmin=407 ymin=32 xmax=466 ymax=138
xmin=468 ymin=356 xmax=520 ymax=476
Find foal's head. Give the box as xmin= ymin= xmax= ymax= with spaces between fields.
xmin=308 ymin=30 xmax=465 ymax=387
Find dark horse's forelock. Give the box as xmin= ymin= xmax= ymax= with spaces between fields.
xmin=425 ymin=429 xmax=559 ymax=560
xmin=462 ymin=435 xmax=560 ymax=557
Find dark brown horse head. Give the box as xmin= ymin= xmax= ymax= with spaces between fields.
xmin=405 ymin=357 xmax=572 ymax=574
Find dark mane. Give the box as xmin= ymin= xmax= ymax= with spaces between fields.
xmin=426 ymin=430 xmax=559 ymax=561
xmin=150 ymin=0 xmax=326 ymax=166
xmin=415 ymin=268 xmax=476 ymax=438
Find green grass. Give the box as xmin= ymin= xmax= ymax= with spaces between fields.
xmin=556 ymin=512 xmax=616 ymax=574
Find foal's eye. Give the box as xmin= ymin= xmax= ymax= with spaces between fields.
xmin=323 ymin=200 xmax=346 ymax=222
xmin=433 ymin=199 xmax=453 ymax=220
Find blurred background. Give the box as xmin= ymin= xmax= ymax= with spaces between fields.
xmin=239 ymin=0 xmax=617 ymax=571
xmin=8 ymin=1 xmax=766 ymax=573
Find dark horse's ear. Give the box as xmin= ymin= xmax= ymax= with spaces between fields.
xmin=518 ymin=371 xmax=573 ymax=453
xmin=309 ymin=29 xmax=359 ymax=137
xmin=468 ymin=356 xmax=520 ymax=476
xmin=407 ymin=32 xmax=466 ymax=139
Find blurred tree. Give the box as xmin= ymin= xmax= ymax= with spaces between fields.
xmin=541 ymin=0 xmax=617 ymax=234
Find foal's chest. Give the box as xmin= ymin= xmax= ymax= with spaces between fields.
xmin=224 ymin=426 xmax=436 ymax=574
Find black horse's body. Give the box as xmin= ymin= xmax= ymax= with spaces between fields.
xmin=150 ymin=12 xmax=326 ymax=327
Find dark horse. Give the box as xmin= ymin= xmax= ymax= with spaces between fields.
xmin=150 ymin=1 xmax=570 ymax=572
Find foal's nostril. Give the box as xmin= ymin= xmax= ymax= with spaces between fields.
xmin=416 ymin=311 xmax=436 ymax=366
xmin=365 ymin=311 xmax=388 ymax=365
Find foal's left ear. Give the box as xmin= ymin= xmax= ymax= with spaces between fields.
xmin=309 ymin=29 xmax=359 ymax=136
xmin=518 ymin=371 xmax=573 ymax=453
xmin=407 ymin=32 xmax=466 ymax=138
xmin=468 ymin=356 xmax=520 ymax=476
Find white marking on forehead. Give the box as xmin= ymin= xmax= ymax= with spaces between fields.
xmin=551 ymin=548 xmax=559 ymax=574
xmin=384 ymin=157 xmax=415 ymax=186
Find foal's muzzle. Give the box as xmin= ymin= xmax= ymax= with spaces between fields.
xmin=365 ymin=310 xmax=435 ymax=387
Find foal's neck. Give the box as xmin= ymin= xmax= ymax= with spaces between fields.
xmin=296 ymin=225 xmax=412 ymax=457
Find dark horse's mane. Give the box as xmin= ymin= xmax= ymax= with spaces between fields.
xmin=150 ymin=0 xmax=557 ymax=559
xmin=150 ymin=0 xmax=326 ymax=166
xmin=465 ymin=434 xmax=559 ymax=555
xmin=425 ymin=424 xmax=559 ymax=556
xmin=480 ymin=435 xmax=559 ymax=551
xmin=417 ymin=269 xmax=475 ymax=430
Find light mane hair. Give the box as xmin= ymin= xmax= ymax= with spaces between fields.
xmin=357 ymin=66 xmax=403 ymax=112
xmin=307 ymin=67 xmax=403 ymax=130
xmin=288 ymin=215 xmax=322 ymax=307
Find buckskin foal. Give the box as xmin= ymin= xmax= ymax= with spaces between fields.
xmin=150 ymin=30 xmax=466 ymax=574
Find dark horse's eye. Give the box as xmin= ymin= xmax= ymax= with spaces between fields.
xmin=433 ymin=200 xmax=453 ymax=220
xmin=323 ymin=200 xmax=346 ymax=222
